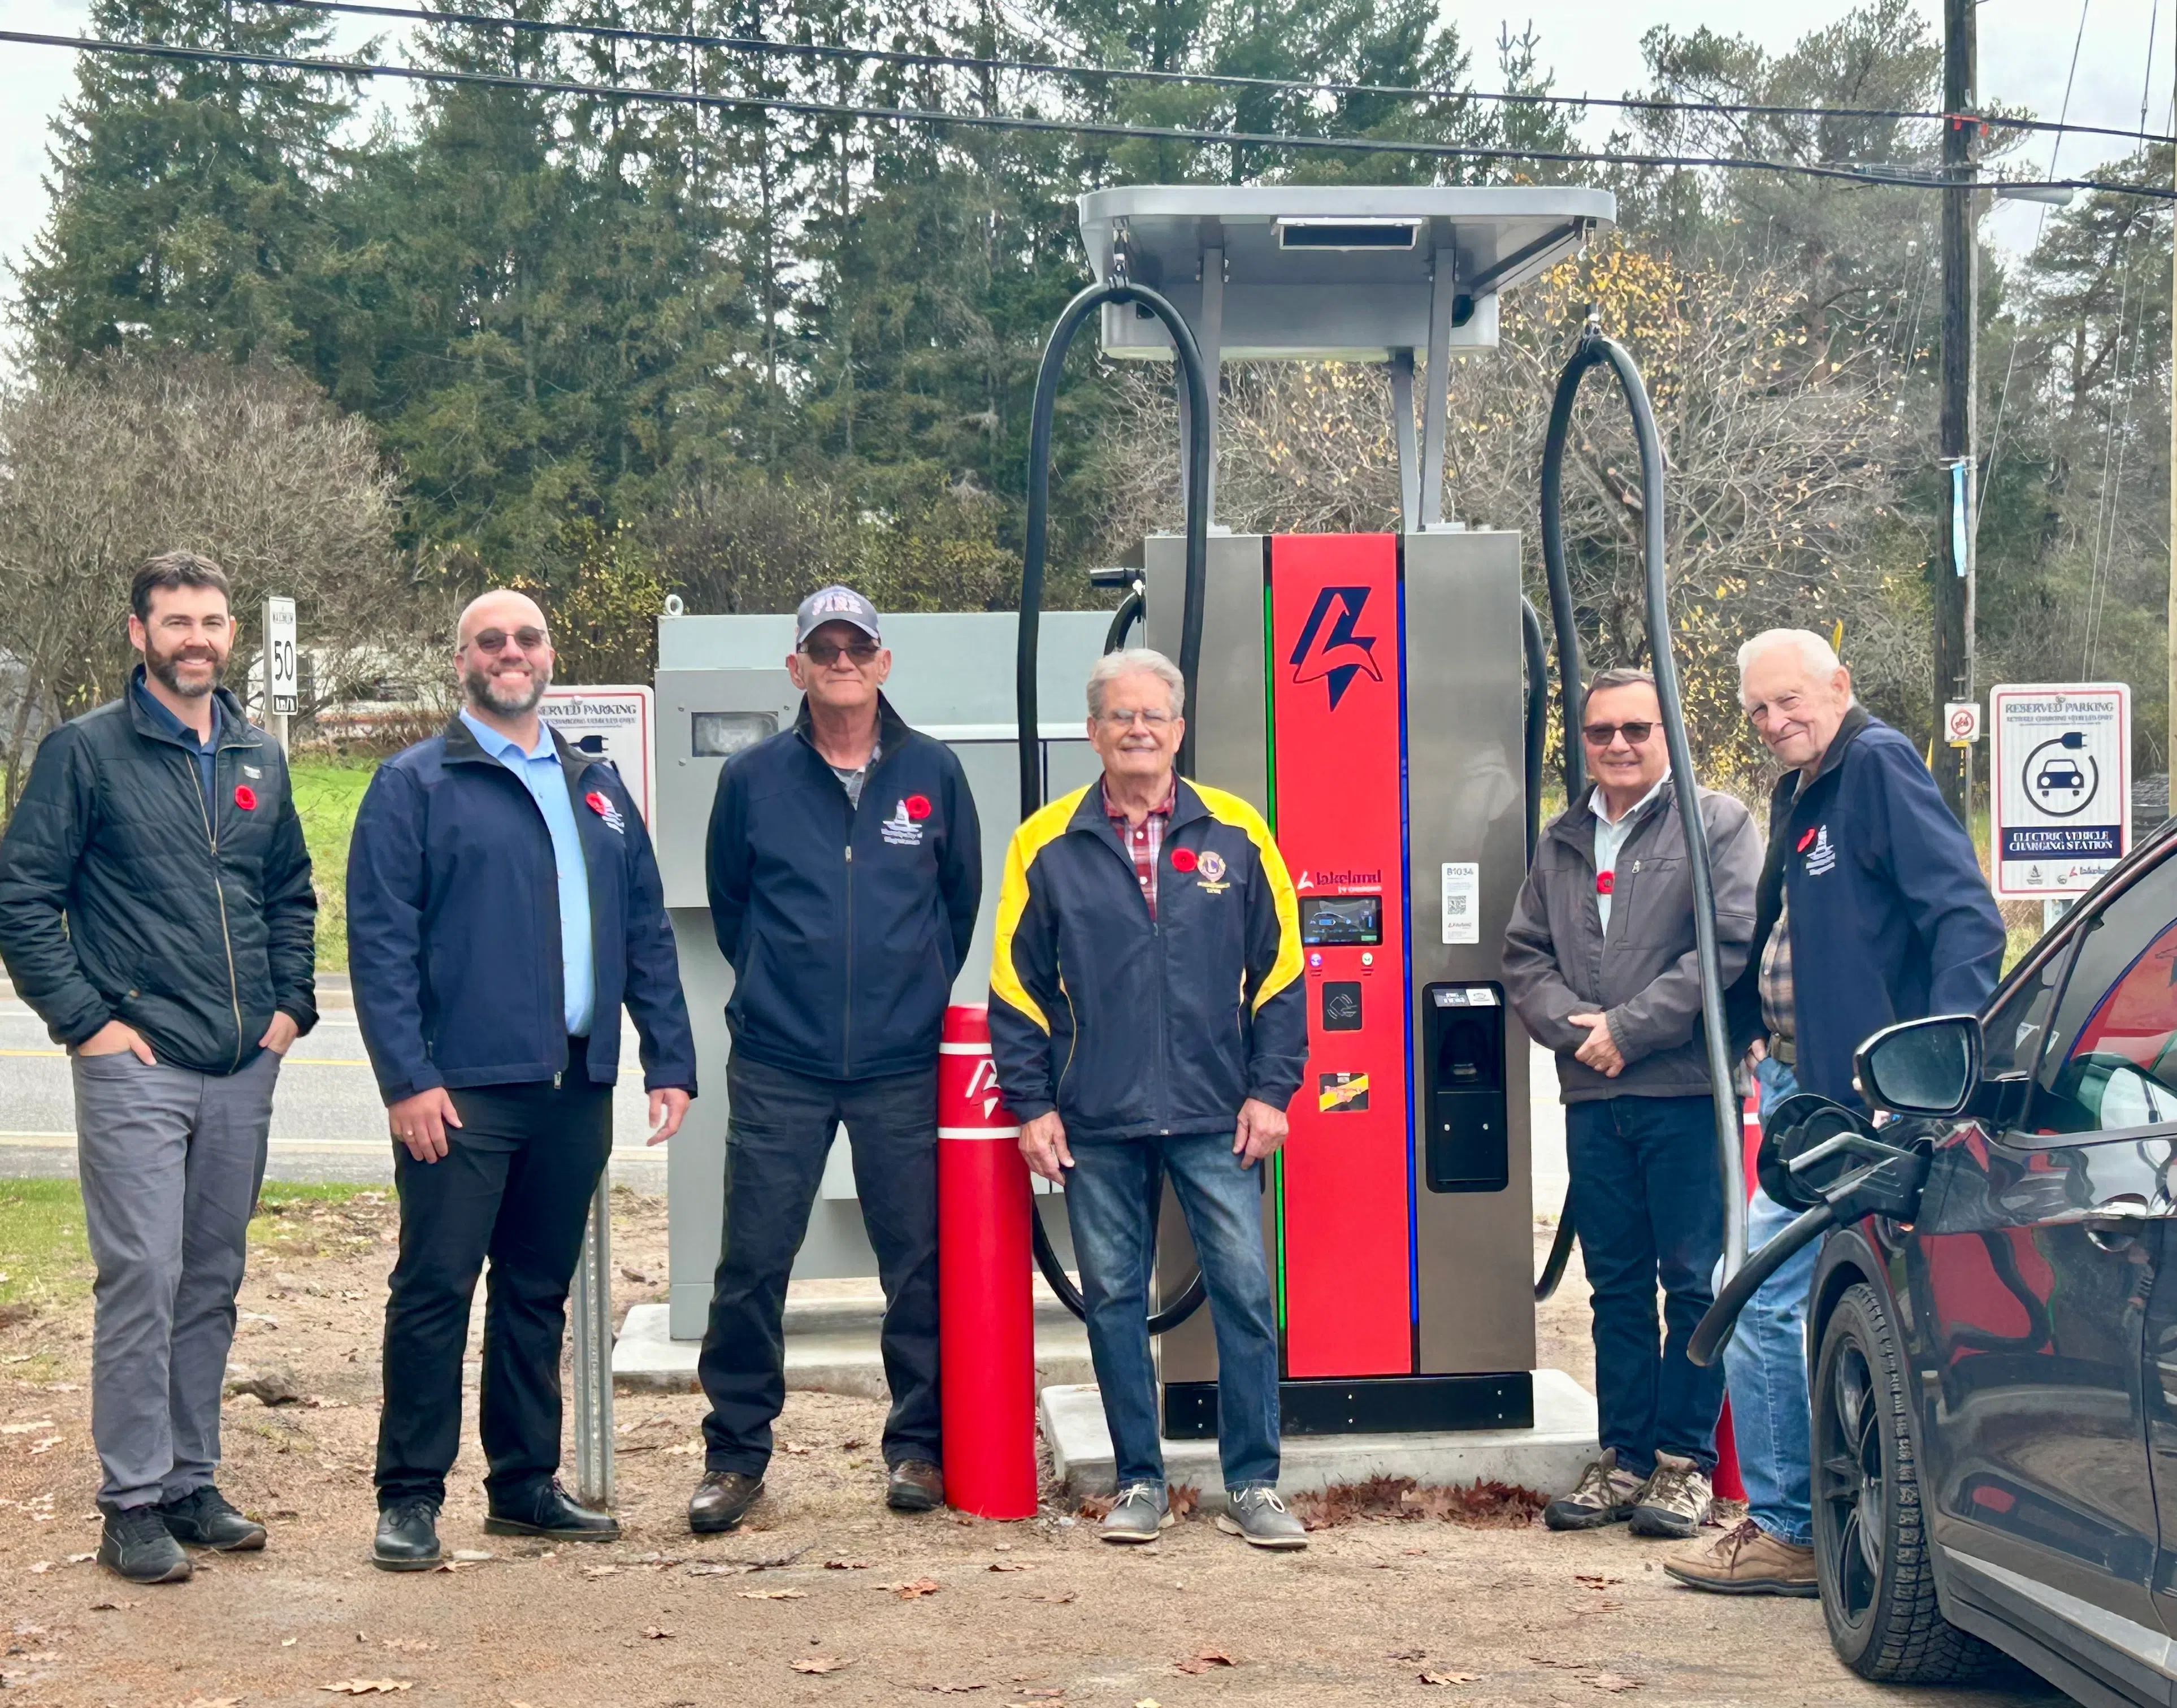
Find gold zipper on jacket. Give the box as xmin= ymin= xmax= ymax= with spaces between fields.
xmin=188 ymin=751 xmax=245 ymax=1072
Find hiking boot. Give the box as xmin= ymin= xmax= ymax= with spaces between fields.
xmin=484 ymin=1478 xmax=619 ymax=1542
xmin=886 ymin=1459 xmax=944 ymax=1513
xmin=155 ymin=1484 xmax=267 ymax=1551
xmin=1663 ymin=1516 xmax=1818 ymax=1596
xmin=1543 ymin=1449 xmax=1647 ymax=1532
xmin=1099 ymin=1481 xmax=1173 ymax=1545
xmin=372 ymin=1499 xmax=441 ymax=1572
xmin=1216 ymin=1485 xmax=1307 ymax=1550
xmin=688 ymin=1470 xmax=765 ymax=1535
xmin=98 ymin=1506 xmax=190 ymax=1584
xmin=1628 ymin=1451 xmax=1713 ymax=1540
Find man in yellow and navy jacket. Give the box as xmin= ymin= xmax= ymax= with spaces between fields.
xmin=988 ymin=648 xmax=1308 ymax=1550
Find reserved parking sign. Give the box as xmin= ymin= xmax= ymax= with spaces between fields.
xmin=1989 ymin=682 xmax=2131 ymax=899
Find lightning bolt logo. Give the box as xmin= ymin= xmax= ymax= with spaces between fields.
xmin=1288 ymin=586 xmax=1381 ymax=709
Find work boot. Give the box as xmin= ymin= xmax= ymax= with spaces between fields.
xmin=155 ymin=1484 xmax=267 ymax=1551
xmin=97 ymin=1506 xmax=191 ymax=1584
xmin=484 ymin=1478 xmax=619 ymax=1542
xmin=372 ymin=1499 xmax=442 ymax=1572
xmin=1099 ymin=1481 xmax=1173 ymax=1545
xmin=688 ymin=1470 xmax=765 ymax=1535
xmin=1543 ymin=1449 xmax=1647 ymax=1532
xmin=1628 ymin=1451 xmax=1713 ymax=1541
xmin=886 ymin=1459 xmax=944 ymax=1513
xmin=1216 ymin=1486 xmax=1307 ymax=1550
xmin=1663 ymin=1517 xmax=1818 ymax=1596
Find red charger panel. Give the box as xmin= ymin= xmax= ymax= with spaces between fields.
xmin=1268 ymin=534 xmax=1413 ymax=1378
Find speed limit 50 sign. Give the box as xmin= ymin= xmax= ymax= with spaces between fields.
xmin=263 ymin=596 xmax=297 ymax=716
xmin=1989 ymin=682 xmax=2130 ymax=899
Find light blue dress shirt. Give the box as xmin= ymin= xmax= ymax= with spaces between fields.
xmin=1589 ymin=771 xmax=1671 ymax=936
xmin=461 ymin=709 xmax=596 ymax=1037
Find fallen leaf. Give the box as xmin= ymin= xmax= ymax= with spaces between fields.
xmin=643 ymin=1626 xmax=674 ymax=1639
xmin=925 ymin=1687 xmax=987 ymax=1695
xmin=284 ymin=1638 xmax=298 ymax=1648
xmin=791 ymin=1656 xmax=851 ymax=1675
xmin=1387 ymin=1649 xmax=1426 ymax=1662
xmin=823 ymin=1558 xmax=872 ymax=1570
xmin=319 ymin=1682 xmax=414 ymax=1695
xmin=65 ymin=1551 xmax=93 ymax=1564
xmin=778 ymin=1440 xmax=811 ymax=1455
xmin=1590 ymin=1674 xmax=1642 ymax=1693
xmin=737 ymin=1588 xmax=806 ymax=1600
xmin=1420 ymin=1671 xmax=1480 ymax=1685
xmin=1023 ymin=1590 xmax=1076 ymax=1604
xmin=1574 ymin=1574 xmax=1623 ymax=1589
xmin=987 ymin=1560 xmax=1034 ymax=1573
xmin=886 ymin=1578 xmax=940 ymax=1599
xmin=1174 ymin=1649 xmax=1235 ymax=1675
xmin=839 ymin=1437 xmax=868 ymax=1450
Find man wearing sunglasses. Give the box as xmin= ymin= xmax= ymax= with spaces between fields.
xmin=1504 ymin=666 xmax=1760 ymax=1546
xmin=691 ymin=585 xmax=981 ymax=1531
xmin=348 ymin=588 xmax=695 ymax=1570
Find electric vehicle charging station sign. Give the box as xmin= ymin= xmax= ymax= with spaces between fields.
xmin=540 ymin=684 xmax=656 ymax=825
xmin=1990 ymin=683 xmax=2130 ymax=899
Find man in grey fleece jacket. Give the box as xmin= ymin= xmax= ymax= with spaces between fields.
xmin=1502 ymin=668 xmax=1760 ymax=1544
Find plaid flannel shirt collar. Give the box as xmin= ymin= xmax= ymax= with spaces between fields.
xmin=1103 ymin=773 xmax=1177 ymax=920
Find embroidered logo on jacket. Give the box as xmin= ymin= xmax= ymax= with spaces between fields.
xmin=1805 ymin=825 xmax=1837 ymax=877
xmin=882 ymin=796 xmax=928 ymax=847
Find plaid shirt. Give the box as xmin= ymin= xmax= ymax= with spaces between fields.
xmin=1104 ymin=774 xmax=1176 ymax=922
xmin=1760 ymin=892 xmax=1795 ymax=1044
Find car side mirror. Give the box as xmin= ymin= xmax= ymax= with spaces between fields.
xmin=1855 ymin=1015 xmax=1983 ymax=1117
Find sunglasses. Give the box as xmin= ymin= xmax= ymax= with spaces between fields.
xmin=468 ymin=626 xmax=548 ymax=654
xmin=1582 ymin=721 xmax=1656 ymax=747
xmin=804 ymin=638 xmax=881 ymax=666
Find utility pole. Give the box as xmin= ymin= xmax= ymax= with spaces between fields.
xmin=1935 ymin=0 xmax=1977 ymax=825
xmin=2169 ymin=38 xmax=2175 ymax=788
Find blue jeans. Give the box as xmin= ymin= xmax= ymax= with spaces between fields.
xmin=1564 ymin=1095 xmax=1727 ymax=1477
xmin=1723 ymin=1056 xmax=1815 ymax=1545
xmin=1063 ymin=1132 xmax=1280 ymax=1492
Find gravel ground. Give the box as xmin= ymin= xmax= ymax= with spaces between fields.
xmin=0 ymin=1191 xmax=2059 ymax=1708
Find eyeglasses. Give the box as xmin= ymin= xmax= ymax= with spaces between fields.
xmin=468 ymin=626 xmax=548 ymax=654
xmin=804 ymin=638 xmax=881 ymax=666
xmin=1099 ymin=708 xmax=1176 ymax=729
xmin=1582 ymin=721 xmax=1656 ymax=747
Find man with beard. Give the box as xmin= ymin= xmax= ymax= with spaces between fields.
xmin=348 ymin=589 xmax=695 ymax=1569
xmin=0 ymin=550 xmax=317 ymax=1584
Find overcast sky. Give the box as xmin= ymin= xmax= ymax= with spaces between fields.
xmin=0 ymin=0 xmax=2170 ymax=311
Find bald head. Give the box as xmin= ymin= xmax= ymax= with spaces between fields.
xmin=458 ymin=589 xmax=548 ymax=649
xmin=456 ymin=588 xmax=554 ymax=719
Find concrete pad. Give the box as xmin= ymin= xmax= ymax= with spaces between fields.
xmin=1039 ymin=1368 xmax=1599 ymax=1501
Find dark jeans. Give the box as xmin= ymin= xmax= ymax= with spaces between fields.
xmin=1564 ymin=1093 xmax=1727 ymax=1477
xmin=376 ymin=1038 xmax=612 ymax=1509
xmin=698 ymin=1051 xmax=939 ymax=1477
xmin=1064 ymin=1131 xmax=1280 ymax=1492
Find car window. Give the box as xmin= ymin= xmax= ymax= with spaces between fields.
xmin=1981 ymin=948 xmax=2067 ymax=1079
xmin=2031 ymin=856 xmax=2177 ymax=1138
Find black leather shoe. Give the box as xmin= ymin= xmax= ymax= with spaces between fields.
xmin=98 ymin=1507 xmax=191 ymax=1584
xmin=156 ymin=1485 xmax=267 ymax=1551
xmin=484 ymin=1478 xmax=620 ymax=1542
xmin=372 ymin=1499 xmax=442 ymax=1572
xmin=688 ymin=1469 xmax=764 ymax=1534
xmin=886 ymin=1459 xmax=944 ymax=1513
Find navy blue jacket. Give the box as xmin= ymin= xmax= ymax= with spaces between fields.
xmin=1725 ymin=706 xmax=2005 ymax=1109
xmin=706 ymin=694 xmax=981 ymax=1081
xmin=348 ymin=716 xmax=696 ymax=1104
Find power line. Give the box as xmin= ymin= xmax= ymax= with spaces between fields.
xmin=7 ymin=29 xmax=2172 ymax=201
xmin=242 ymin=0 xmax=2177 ymax=149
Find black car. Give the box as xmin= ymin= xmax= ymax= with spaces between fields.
xmin=1697 ymin=816 xmax=2177 ymax=1707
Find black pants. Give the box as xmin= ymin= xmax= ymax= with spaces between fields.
xmin=375 ymin=1039 xmax=612 ymax=1508
xmin=697 ymin=1051 xmax=939 ymax=1477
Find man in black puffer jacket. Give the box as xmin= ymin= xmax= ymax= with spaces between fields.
xmin=0 ymin=551 xmax=316 ymax=1586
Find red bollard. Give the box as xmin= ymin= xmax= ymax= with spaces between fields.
xmin=1711 ymin=1090 xmax=1766 ymax=1505
xmin=937 ymin=1004 xmax=1038 ymax=1518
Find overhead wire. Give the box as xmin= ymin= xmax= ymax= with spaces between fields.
xmin=5 ymin=28 xmax=2172 ymax=200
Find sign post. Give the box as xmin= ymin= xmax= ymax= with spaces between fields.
xmin=539 ymin=684 xmax=656 ymax=1509
xmin=263 ymin=596 xmax=297 ymax=755
xmin=1990 ymin=683 xmax=2132 ymax=906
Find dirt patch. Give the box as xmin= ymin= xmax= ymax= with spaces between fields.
xmin=0 ymin=1195 xmax=2055 ymax=1707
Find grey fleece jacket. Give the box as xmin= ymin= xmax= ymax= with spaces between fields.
xmin=1503 ymin=782 xmax=1762 ymax=1104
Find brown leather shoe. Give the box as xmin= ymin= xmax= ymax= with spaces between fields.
xmin=688 ymin=1470 xmax=764 ymax=1534
xmin=886 ymin=1459 xmax=944 ymax=1513
xmin=1662 ymin=1516 xmax=1818 ymax=1596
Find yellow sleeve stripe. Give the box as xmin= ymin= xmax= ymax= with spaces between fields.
xmin=1191 ymin=783 xmax=1304 ymax=1013
xmin=987 ymin=785 xmax=1090 ymax=1036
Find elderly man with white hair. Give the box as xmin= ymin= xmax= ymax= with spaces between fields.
xmin=988 ymin=648 xmax=1308 ymax=1550
xmin=1662 ymin=627 xmax=2002 ymax=1596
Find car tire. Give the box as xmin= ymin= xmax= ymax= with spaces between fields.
xmin=1814 ymin=1281 xmax=1997 ymax=1683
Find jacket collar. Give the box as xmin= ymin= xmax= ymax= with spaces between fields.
xmin=126 ymin=665 xmax=260 ymax=752
xmin=441 ymin=709 xmax=595 ymax=783
xmin=793 ymin=690 xmax=912 ymax=760
xmin=1545 ymin=778 xmax=1673 ymax=857
xmin=1068 ymin=771 xmax=1210 ymax=853
xmin=1777 ymin=703 xmax=1872 ymax=810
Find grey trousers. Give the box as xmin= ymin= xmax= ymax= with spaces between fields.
xmin=73 ymin=1047 xmax=279 ymax=1510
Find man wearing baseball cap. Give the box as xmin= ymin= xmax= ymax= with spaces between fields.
xmin=689 ymin=586 xmax=982 ymax=1531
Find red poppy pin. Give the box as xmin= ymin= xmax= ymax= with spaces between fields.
xmin=1797 ymin=827 xmax=1818 ymax=852
xmin=233 ymin=784 xmax=257 ymax=812
xmin=1595 ymin=870 xmax=1614 ymax=896
xmin=585 ymin=791 xmax=612 ymax=816
xmin=1170 ymin=847 xmax=1198 ymax=873
xmin=904 ymin=794 xmax=932 ymax=821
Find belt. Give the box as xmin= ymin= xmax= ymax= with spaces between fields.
xmin=1767 ymin=1033 xmax=1796 ymax=1067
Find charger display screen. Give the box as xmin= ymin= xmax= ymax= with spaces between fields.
xmin=1300 ymin=893 xmax=1382 ymax=946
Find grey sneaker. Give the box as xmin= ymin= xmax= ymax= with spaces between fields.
xmin=1215 ymin=1485 xmax=1307 ymax=1550
xmin=1543 ymin=1449 xmax=1647 ymax=1531
xmin=1629 ymin=1450 xmax=1713 ymax=1539
xmin=1099 ymin=1481 xmax=1173 ymax=1545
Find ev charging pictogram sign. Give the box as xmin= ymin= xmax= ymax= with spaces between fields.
xmin=1990 ymin=683 xmax=2130 ymax=899
xmin=539 ymin=685 xmax=656 ymax=825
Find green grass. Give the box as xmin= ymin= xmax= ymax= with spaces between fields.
xmin=292 ymin=756 xmax=375 ymax=972
xmin=0 ymin=1181 xmax=93 ymax=1317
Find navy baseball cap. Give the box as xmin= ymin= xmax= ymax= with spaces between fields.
xmin=796 ymin=585 xmax=882 ymax=648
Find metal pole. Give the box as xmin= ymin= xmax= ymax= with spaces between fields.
xmin=2169 ymin=77 xmax=2176 ymax=791
xmin=569 ymin=1172 xmax=615 ymax=1507
xmin=1935 ymin=0 xmax=1979 ymax=826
